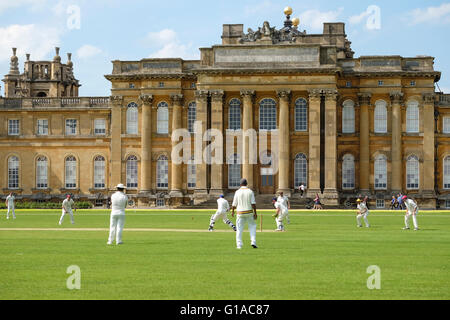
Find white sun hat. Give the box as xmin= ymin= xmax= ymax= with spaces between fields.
xmin=116 ymin=183 xmax=127 ymax=189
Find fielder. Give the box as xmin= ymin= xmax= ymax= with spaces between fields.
xmin=208 ymin=195 xmax=237 ymax=232
xmin=272 ymin=197 xmax=289 ymax=232
xmin=276 ymin=192 xmax=290 ymax=224
xmin=59 ymin=194 xmax=75 ymax=225
xmin=231 ymin=179 xmax=258 ymax=249
xmin=5 ymin=192 xmax=16 ymax=220
xmin=107 ymin=184 xmax=128 ymax=245
xmin=356 ymin=197 xmax=370 ymax=228
xmin=403 ymin=195 xmax=419 ymax=231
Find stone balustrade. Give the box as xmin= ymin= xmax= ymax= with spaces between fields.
xmin=0 ymin=97 xmax=110 ymax=109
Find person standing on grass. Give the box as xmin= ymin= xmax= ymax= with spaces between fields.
xmin=277 ymin=191 xmax=291 ymax=224
xmin=356 ymin=197 xmax=370 ymax=228
xmin=5 ymin=192 xmax=16 ymax=220
xmin=272 ymin=197 xmax=289 ymax=232
xmin=390 ymin=195 xmax=397 ymax=210
xmin=403 ymin=195 xmax=419 ymax=231
xmin=231 ymin=178 xmax=258 ymax=250
xmin=107 ymin=184 xmax=128 ymax=245
xmin=59 ymin=194 xmax=75 ymax=225
xmin=208 ymin=195 xmax=236 ymax=232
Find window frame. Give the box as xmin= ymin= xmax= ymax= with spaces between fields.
xmin=157 ymin=102 xmax=169 ymax=134
xmin=36 ymin=156 xmax=48 ymax=189
xmin=8 ymin=119 xmax=20 ymax=136
xmin=294 ymin=98 xmax=308 ymax=132
xmin=259 ymin=98 xmax=277 ymax=131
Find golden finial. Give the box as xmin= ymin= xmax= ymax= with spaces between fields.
xmin=284 ymin=6 xmax=293 ymax=16
xmin=292 ymin=17 xmax=300 ymax=27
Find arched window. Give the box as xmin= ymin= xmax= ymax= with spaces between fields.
xmin=406 ymin=155 xmax=419 ymax=190
xmin=157 ymin=102 xmax=169 ymax=134
xmin=36 ymin=156 xmax=48 ymax=189
xmin=187 ymin=156 xmax=196 ymax=189
xmin=156 ymin=155 xmax=169 ymax=189
xmin=259 ymin=98 xmax=277 ymax=131
xmin=228 ymin=154 xmax=241 ymax=189
xmin=8 ymin=156 xmax=19 ymax=189
xmin=229 ymin=98 xmax=241 ymax=130
xmin=406 ymin=100 xmax=420 ymax=133
xmin=444 ymin=156 xmax=450 ymax=189
xmin=295 ymin=98 xmax=308 ymax=132
xmin=188 ymin=102 xmax=196 ymax=133
xmin=126 ymin=155 xmax=138 ymax=189
xmin=126 ymin=102 xmax=138 ymax=135
xmin=374 ymin=155 xmax=387 ymax=190
xmin=374 ymin=100 xmax=387 ymax=133
xmin=342 ymin=100 xmax=355 ymax=134
xmin=94 ymin=156 xmax=106 ymax=189
xmin=65 ymin=156 xmax=77 ymax=189
xmin=294 ymin=153 xmax=308 ymax=188
xmin=342 ymin=154 xmax=355 ymax=189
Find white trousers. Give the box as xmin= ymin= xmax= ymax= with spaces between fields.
xmin=211 ymin=210 xmax=229 ymax=224
xmin=357 ymin=212 xmax=370 ymax=227
xmin=108 ymin=214 xmax=125 ymax=244
xmin=59 ymin=209 xmax=74 ymax=224
xmin=236 ymin=213 xmax=257 ymax=248
xmin=276 ymin=210 xmax=289 ymax=230
xmin=6 ymin=206 xmax=16 ymax=219
xmin=405 ymin=211 xmax=419 ymax=229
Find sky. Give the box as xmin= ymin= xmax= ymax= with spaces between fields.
xmin=1 ymin=0 xmax=450 ymax=96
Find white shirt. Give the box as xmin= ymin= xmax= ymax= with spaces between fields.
xmin=404 ymin=199 xmax=418 ymax=213
xmin=300 ymin=185 xmax=305 ymax=191
xmin=111 ymin=191 xmax=128 ymax=215
xmin=274 ymin=201 xmax=288 ymax=214
xmin=358 ymin=202 xmax=368 ymax=215
xmin=6 ymin=195 xmax=15 ymax=207
xmin=232 ymin=187 xmax=256 ymax=213
xmin=217 ymin=198 xmax=229 ymax=212
xmin=62 ymin=198 xmax=74 ymax=212
xmin=277 ymin=195 xmax=289 ymax=208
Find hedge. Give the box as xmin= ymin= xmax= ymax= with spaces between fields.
xmin=0 ymin=201 xmax=94 ymax=210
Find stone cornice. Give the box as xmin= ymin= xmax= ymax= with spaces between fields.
xmin=343 ymin=71 xmax=441 ymax=82
xmin=194 ymin=67 xmax=340 ymax=76
xmin=104 ymin=73 xmax=196 ymax=81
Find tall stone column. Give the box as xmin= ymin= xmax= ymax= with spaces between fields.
xmin=390 ymin=91 xmax=404 ymax=193
xmin=110 ymin=95 xmax=123 ymax=189
xmin=358 ymin=93 xmax=371 ymax=194
xmin=323 ymin=89 xmax=339 ymax=204
xmin=139 ymin=94 xmax=153 ymax=194
xmin=170 ymin=94 xmax=184 ymax=197
xmin=307 ymin=89 xmax=322 ymax=197
xmin=277 ymin=89 xmax=291 ymax=196
xmin=194 ymin=90 xmax=209 ymax=202
xmin=210 ymin=90 xmax=225 ymax=196
xmin=240 ymin=90 xmax=256 ymax=190
xmin=422 ymin=93 xmax=436 ymax=205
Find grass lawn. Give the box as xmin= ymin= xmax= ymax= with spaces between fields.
xmin=0 ymin=209 xmax=449 ymax=300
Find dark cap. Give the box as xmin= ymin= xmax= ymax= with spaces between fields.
xmin=240 ymin=178 xmax=248 ymax=186
xmin=272 ymin=197 xmax=278 ymax=202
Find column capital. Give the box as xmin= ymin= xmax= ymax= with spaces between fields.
xmin=276 ymin=89 xmax=292 ymax=101
xmin=170 ymin=93 xmax=184 ymax=105
xmin=357 ymin=92 xmax=372 ymax=106
xmin=323 ymin=89 xmax=338 ymax=101
xmin=308 ymin=89 xmax=322 ymax=101
xmin=110 ymin=95 xmax=123 ymax=106
xmin=195 ymin=90 xmax=209 ymax=101
xmin=422 ymin=92 xmax=436 ymax=104
xmin=138 ymin=94 xmax=154 ymax=106
xmin=210 ymin=90 xmax=225 ymax=102
xmin=389 ymin=91 xmax=404 ymax=105
xmin=240 ymin=89 xmax=255 ymax=98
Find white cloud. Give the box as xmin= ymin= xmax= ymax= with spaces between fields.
xmin=77 ymin=44 xmax=102 ymax=59
xmin=146 ymin=29 xmax=199 ymax=60
xmin=407 ymin=3 xmax=450 ymax=25
xmin=300 ymin=8 xmax=344 ymax=32
xmin=0 ymin=0 xmax=47 ymax=13
xmin=349 ymin=10 xmax=370 ymax=25
xmin=0 ymin=24 xmax=61 ymax=63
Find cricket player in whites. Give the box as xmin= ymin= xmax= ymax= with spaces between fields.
xmin=107 ymin=184 xmax=128 ymax=245
xmin=231 ymin=179 xmax=258 ymax=249
xmin=5 ymin=192 xmax=16 ymax=220
xmin=277 ymin=192 xmax=290 ymax=224
xmin=356 ymin=197 xmax=370 ymax=228
xmin=272 ymin=198 xmax=289 ymax=231
xmin=208 ymin=195 xmax=237 ymax=232
xmin=59 ymin=194 xmax=75 ymax=225
xmin=403 ymin=195 xmax=419 ymax=231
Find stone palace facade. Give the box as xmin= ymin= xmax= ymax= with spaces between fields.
xmin=1 ymin=9 xmax=450 ymax=208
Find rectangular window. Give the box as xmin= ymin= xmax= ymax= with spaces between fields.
xmin=65 ymin=119 xmax=77 ymax=136
xmin=187 ymin=164 xmax=196 ymax=189
xmin=37 ymin=119 xmax=49 ymax=135
xmin=378 ymin=80 xmax=384 ymax=86
xmin=376 ymin=199 xmax=385 ymax=209
xmin=159 ymin=82 xmax=165 ymax=88
xmin=156 ymin=199 xmax=165 ymax=207
xmin=8 ymin=119 xmax=20 ymax=136
xmin=94 ymin=119 xmax=106 ymax=135
xmin=443 ymin=117 xmax=450 ymax=134
xmin=129 ymin=83 xmax=135 ymax=89
xmin=410 ymin=80 xmax=416 ymax=87
xmin=446 ymin=200 xmax=450 ymax=209
xmin=346 ymin=81 xmax=352 ymax=88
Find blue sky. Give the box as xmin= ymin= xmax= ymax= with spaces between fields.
xmin=1 ymin=0 xmax=450 ymax=96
